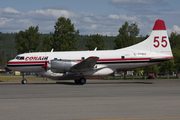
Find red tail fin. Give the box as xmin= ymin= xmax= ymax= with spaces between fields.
xmin=153 ymin=19 xmax=166 ymax=30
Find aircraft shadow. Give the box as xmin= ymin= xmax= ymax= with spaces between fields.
xmin=55 ymin=81 xmax=153 ymax=85
xmin=0 ymin=81 xmax=153 ymax=85
xmin=118 ymin=82 xmax=153 ymax=84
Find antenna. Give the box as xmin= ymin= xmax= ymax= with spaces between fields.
xmin=94 ymin=47 xmax=97 ymax=51
xmin=51 ymin=48 xmax=54 ymax=52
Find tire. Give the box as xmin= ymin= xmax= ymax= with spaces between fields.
xmin=21 ymin=79 xmax=27 ymax=84
xmin=80 ymin=78 xmax=86 ymax=84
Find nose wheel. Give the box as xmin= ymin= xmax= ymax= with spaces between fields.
xmin=22 ymin=79 xmax=28 ymax=84
xmin=21 ymin=72 xmax=28 ymax=84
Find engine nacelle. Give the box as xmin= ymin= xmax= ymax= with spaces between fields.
xmin=48 ymin=59 xmax=77 ymax=73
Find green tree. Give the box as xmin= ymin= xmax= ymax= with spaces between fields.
xmin=159 ymin=59 xmax=174 ymax=79
xmin=142 ymin=64 xmax=160 ymax=79
xmin=85 ymin=34 xmax=105 ymax=50
xmin=40 ymin=35 xmax=53 ymax=52
xmin=169 ymin=32 xmax=180 ymax=49
xmin=169 ymin=32 xmax=180 ymax=77
xmin=172 ymin=48 xmax=180 ymax=78
xmin=136 ymin=35 xmax=149 ymax=43
xmin=114 ymin=22 xmax=140 ymax=49
xmin=15 ymin=26 xmax=40 ymax=54
xmin=52 ymin=17 xmax=79 ymax=51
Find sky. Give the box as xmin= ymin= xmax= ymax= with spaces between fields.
xmin=0 ymin=0 xmax=180 ymax=36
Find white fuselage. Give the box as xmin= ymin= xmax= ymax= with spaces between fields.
xmin=7 ymin=48 xmax=172 ymax=80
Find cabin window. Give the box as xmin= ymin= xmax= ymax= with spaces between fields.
xmin=81 ymin=57 xmax=85 ymax=60
xmin=121 ymin=56 xmax=125 ymax=59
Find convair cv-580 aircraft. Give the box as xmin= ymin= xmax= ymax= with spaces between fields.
xmin=7 ymin=19 xmax=173 ymax=84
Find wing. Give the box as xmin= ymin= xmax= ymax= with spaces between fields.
xmin=70 ymin=56 xmax=99 ymax=72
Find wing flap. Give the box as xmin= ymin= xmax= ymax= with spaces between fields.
xmin=70 ymin=56 xmax=99 ymax=71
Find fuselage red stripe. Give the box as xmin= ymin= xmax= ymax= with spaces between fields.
xmin=7 ymin=61 xmax=49 ymax=65
xmin=7 ymin=57 xmax=173 ymax=65
xmin=75 ymin=56 xmax=173 ymax=62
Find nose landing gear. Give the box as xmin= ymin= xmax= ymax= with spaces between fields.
xmin=21 ymin=73 xmax=28 ymax=84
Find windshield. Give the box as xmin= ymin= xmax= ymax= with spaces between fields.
xmin=15 ymin=56 xmax=20 ymax=60
xmin=15 ymin=56 xmax=24 ymax=60
xmin=20 ymin=57 xmax=24 ymax=60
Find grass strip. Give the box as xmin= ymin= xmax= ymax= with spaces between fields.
xmin=0 ymin=77 xmax=53 ymax=82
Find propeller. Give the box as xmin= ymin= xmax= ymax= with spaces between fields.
xmin=42 ymin=61 xmax=47 ymax=71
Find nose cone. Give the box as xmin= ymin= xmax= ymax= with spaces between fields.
xmin=7 ymin=59 xmax=16 ymax=71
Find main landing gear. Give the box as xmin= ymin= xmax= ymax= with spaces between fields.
xmin=21 ymin=73 xmax=27 ymax=84
xmin=74 ymin=78 xmax=86 ymax=84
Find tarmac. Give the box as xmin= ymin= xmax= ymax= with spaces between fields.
xmin=0 ymin=79 xmax=180 ymax=120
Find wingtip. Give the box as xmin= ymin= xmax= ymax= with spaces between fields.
xmin=152 ymin=19 xmax=166 ymax=30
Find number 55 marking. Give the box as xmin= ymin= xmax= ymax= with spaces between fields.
xmin=153 ymin=37 xmax=159 ymax=48
xmin=161 ymin=36 xmax=167 ymax=47
xmin=153 ymin=36 xmax=167 ymax=48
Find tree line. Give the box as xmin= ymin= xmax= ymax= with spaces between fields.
xmin=15 ymin=17 xmax=146 ymax=53
xmin=15 ymin=17 xmax=106 ymax=53
xmin=13 ymin=17 xmax=180 ymax=77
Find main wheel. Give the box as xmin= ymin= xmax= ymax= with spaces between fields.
xmin=80 ymin=78 xmax=86 ymax=84
xmin=21 ymin=79 xmax=27 ymax=84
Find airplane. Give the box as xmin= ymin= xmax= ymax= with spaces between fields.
xmin=7 ymin=19 xmax=173 ymax=84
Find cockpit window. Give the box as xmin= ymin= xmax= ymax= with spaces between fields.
xmin=15 ymin=56 xmax=24 ymax=60
xmin=15 ymin=56 xmax=20 ymax=60
xmin=20 ymin=57 xmax=24 ymax=60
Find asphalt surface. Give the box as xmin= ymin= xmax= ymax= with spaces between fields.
xmin=0 ymin=79 xmax=180 ymax=120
